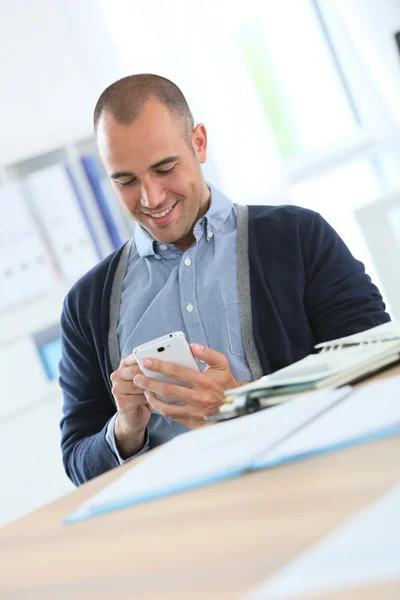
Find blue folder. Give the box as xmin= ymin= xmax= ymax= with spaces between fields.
xmin=81 ymin=154 xmax=124 ymax=250
xmin=65 ymin=165 xmax=103 ymax=260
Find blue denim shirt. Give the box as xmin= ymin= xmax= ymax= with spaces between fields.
xmin=106 ymin=184 xmax=253 ymax=462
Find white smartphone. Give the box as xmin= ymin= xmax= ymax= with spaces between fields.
xmin=132 ymin=331 xmax=201 ymax=404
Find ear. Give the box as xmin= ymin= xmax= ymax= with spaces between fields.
xmin=191 ymin=123 xmax=207 ymax=164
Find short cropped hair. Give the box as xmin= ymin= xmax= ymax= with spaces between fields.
xmin=93 ymin=74 xmax=194 ymax=145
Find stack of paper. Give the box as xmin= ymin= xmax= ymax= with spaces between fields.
xmin=220 ymin=324 xmax=400 ymax=419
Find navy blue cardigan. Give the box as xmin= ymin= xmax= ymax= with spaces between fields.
xmin=59 ymin=206 xmax=390 ymax=485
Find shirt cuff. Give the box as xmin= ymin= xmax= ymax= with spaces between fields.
xmin=105 ymin=413 xmax=150 ymax=465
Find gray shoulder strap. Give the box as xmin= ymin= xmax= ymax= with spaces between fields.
xmin=108 ymin=239 xmax=133 ymax=371
xmin=235 ymin=204 xmax=263 ymax=381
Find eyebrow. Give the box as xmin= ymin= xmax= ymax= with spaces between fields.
xmin=111 ymin=156 xmax=179 ymax=180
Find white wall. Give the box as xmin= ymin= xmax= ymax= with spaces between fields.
xmin=321 ymin=0 xmax=400 ymax=142
xmin=0 ymin=283 xmax=76 ymax=526
xmin=0 ymin=0 xmax=123 ymax=526
xmin=0 ymin=390 xmax=72 ymax=527
xmin=0 ymin=0 xmax=123 ymax=165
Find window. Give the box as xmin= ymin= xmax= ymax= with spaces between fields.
xmin=232 ymin=0 xmax=358 ymax=158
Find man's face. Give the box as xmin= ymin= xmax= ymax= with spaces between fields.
xmin=97 ymin=101 xmax=210 ymax=250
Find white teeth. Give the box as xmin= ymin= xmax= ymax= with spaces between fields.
xmin=151 ymin=205 xmax=174 ymax=219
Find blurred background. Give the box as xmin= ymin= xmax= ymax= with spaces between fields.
xmin=1 ymin=0 xmax=399 ymax=526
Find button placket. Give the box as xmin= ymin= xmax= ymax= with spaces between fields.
xmin=180 ymin=247 xmax=196 ymax=330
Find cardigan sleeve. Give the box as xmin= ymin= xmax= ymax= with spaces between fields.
xmin=59 ymin=292 xmax=120 ymax=486
xmin=301 ymin=211 xmax=390 ymax=344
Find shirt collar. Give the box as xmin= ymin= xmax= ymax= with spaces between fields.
xmin=134 ymin=223 xmax=158 ymax=258
xmin=134 ymin=182 xmax=235 ymax=258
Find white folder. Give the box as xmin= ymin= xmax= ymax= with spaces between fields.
xmin=0 ymin=182 xmax=57 ymax=310
xmin=25 ymin=165 xmax=99 ymax=281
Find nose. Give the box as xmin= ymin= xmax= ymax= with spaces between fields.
xmin=140 ymin=179 xmax=167 ymax=210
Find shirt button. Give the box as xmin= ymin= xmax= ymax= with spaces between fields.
xmin=159 ymin=243 xmax=168 ymax=251
xmin=186 ymin=303 xmax=194 ymax=312
xmin=154 ymin=254 xmax=161 ymax=260
xmin=207 ymin=231 xmax=213 ymax=239
xmin=184 ymin=257 xmax=192 ymax=266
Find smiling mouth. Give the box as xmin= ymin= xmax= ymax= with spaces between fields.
xmin=144 ymin=202 xmax=177 ymax=220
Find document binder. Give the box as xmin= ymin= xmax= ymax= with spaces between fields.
xmin=0 ymin=182 xmax=57 ymax=310
xmin=217 ymin=321 xmax=400 ymax=420
xmin=25 ymin=164 xmax=100 ymax=281
xmin=81 ymin=154 xmax=132 ymax=249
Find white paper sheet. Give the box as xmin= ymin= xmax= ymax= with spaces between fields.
xmin=245 ymin=483 xmax=400 ymax=599
xmin=253 ymin=377 xmax=400 ymax=469
xmin=66 ymin=387 xmax=350 ymax=522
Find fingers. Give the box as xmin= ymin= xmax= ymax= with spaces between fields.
xmin=112 ymin=380 xmax=144 ymax=399
xmin=139 ymin=356 xmax=203 ymax=387
xmin=110 ymin=362 xmax=144 ymax=400
xmin=120 ymin=364 xmax=142 ymax=382
xmin=116 ymin=392 xmax=149 ymax=410
xmin=190 ymin=344 xmax=229 ymax=369
xmin=110 ymin=355 xmax=142 ymax=392
xmin=120 ymin=353 xmax=138 ymax=367
xmin=145 ymin=391 xmax=220 ymax=420
xmin=135 ymin=373 xmax=223 ymax=409
xmin=116 ymin=362 xmax=142 ymax=382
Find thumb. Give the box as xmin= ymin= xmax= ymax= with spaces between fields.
xmin=191 ymin=344 xmax=229 ymax=369
xmin=121 ymin=353 xmax=138 ymax=367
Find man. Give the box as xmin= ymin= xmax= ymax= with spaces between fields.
xmin=60 ymin=74 xmax=390 ymax=486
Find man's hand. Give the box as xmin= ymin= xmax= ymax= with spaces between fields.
xmin=110 ymin=354 xmax=151 ymax=458
xmin=133 ymin=344 xmax=242 ymax=429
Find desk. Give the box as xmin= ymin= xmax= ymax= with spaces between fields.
xmin=1 ymin=367 xmax=399 ymax=599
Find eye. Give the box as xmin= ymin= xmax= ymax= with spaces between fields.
xmin=156 ymin=165 xmax=176 ymax=176
xmin=117 ymin=177 xmax=137 ymax=187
